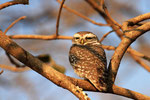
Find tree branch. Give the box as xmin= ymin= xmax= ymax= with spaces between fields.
xmin=8 ymin=34 xmax=72 ymax=40
xmin=99 ymin=30 xmax=114 ymax=42
xmin=4 ymin=16 xmax=26 ymax=34
xmin=130 ymin=54 xmax=150 ymax=72
xmin=0 ymin=0 xmax=28 ymax=10
xmin=0 ymin=32 xmax=90 ymax=100
xmin=55 ymin=0 xmax=65 ymax=36
xmin=108 ymin=22 xmax=150 ymax=85
xmin=111 ymin=85 xmax=150 ymax=100
xmin=68 ymin=77 xmax=150 ymax=100
xmin=0 ymin=64 xmax=30 ymax=72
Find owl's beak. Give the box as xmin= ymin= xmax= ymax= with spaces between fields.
xmin=80 ymin=39 xmax=84 ymax=44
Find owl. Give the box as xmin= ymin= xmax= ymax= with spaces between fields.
xmin=69 ymin=31 xmax=107 ymax=91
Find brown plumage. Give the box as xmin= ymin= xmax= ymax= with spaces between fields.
xmin=69 ymin=31 xmax=107 ymax=91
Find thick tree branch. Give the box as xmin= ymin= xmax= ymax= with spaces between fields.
xmin=68 ymin=77 xmax=150 ymax=99
xmin=0 ymin=33 xmax=90 ymax=100
xmin=108 ymin=22 xmax=150 ymax=85
xmin=111 ymin=85 xmax=150 ymax=100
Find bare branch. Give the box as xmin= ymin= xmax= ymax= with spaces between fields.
xmin=123 ymin=13 xmax=150 ymax=31
xmin=111 ymin=85 xmax=150 ymax=100
xmin=130 ymin=54 xmax=150 ymax=72
xmin=56 ymin=0 xmax=66 ymax=36
xmin=102 ymin=45 xmax=150 ymax=62
xmin=68 ymin=77 xmax=150 ymax=100
xmin=99 ymin=30 xmax=114 ymax=42
xmin=8 ymin=34 xmax=72 ymax=40
xmin=0 ymin=1 xmax=28 ymax=10
xmin=129 ymin=48 xmax=150 ymax=62
xmin=0 ymin=64 xmax=30 ymax=72
xmin=102 ymin=1 xmax=121 ymax=28
xmin=4 ymin=16 xmax=26 ymax=34
xmin=108 ymin=21 xmax=150 ymax=85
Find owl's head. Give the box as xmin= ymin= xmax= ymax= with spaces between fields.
xmin=72 ymin=31 xmax=100 ymax=45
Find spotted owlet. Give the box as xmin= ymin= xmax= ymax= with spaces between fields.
xmin=69 ymin=31 xmax=107 ymax=91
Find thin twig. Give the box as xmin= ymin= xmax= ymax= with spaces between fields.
xmin=102 ymin=45 xmax=150 ymax=71
xmin=102 ymin=45 xmax=150 ymax=62
xmin=99 ymin=30 xmax=114 ymax=42
xmin=130 ymin=54 xmax=150 ymax=72
xmin=102 ymin=1 xmax=121 ymax=28
xmin=102 ymin=45 xmax=116 ymax=50
xmin=9 ymin=34 xmax=72 ymax=40
xmin=56 ymin=0 xmax=66 ymax=36
xmin=0 ymin=64 xmax=30 ymax=72
xmin=129 ymin=48 xmax=150 ymax=62
xmin=4 ymin=16 xmax=26 ymax=34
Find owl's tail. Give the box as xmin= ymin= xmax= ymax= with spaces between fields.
xmin=89 ymin=70 xmax=108 ymax=92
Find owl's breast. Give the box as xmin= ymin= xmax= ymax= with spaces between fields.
xmin=70 ymin=44 xmax=106 ymax=67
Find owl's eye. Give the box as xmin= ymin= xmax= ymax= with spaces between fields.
xmin=86 ymin=37 xmax=93 ymax=40
xmin=74 ymin=37 xmax=80 ymax=40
